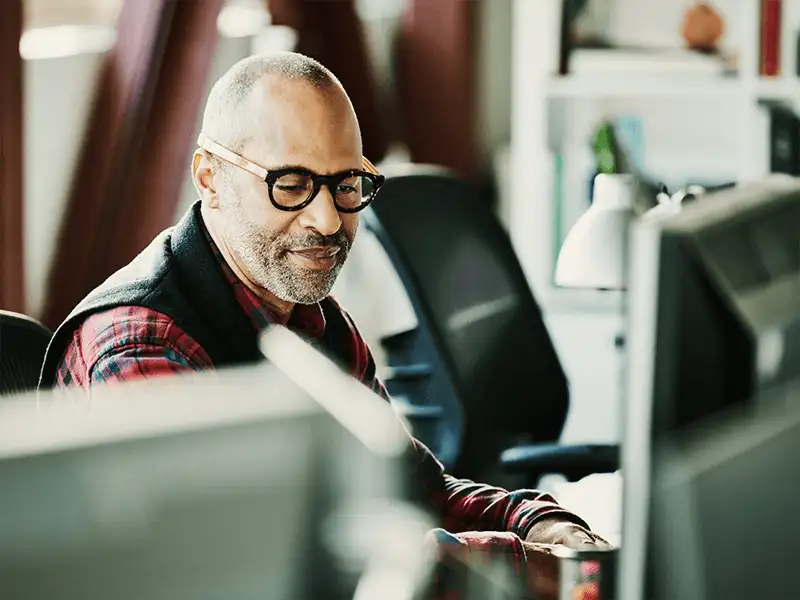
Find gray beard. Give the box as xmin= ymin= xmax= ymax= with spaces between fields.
xmin=221 ymin=207 xmax=353 ymax=305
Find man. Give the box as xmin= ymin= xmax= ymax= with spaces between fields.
xmin=40 ymin=52 xmax=609 ymax=598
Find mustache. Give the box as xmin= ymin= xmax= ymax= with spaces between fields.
xmin=284 ymin=229 xmax=352 ymax=252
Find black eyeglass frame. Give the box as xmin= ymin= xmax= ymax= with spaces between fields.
xmin=198 ymin=134 xmax=385 ymax=214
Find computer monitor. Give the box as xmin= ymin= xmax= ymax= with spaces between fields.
xmin=619 ymin=177 xmax=800 ymax=600
xmin=0 ymin=328 xmax=432 ymax=600
xmin=649 ymin=383 xmax=800 ymax=600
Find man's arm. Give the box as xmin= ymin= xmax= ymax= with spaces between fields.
xmin=351 ymin=322 xmax=601 ymax=546
xmin=408 ymin=434 xmax=589 ymax=537
xmin=88 ymin=344 xmax=200 ymax=384
xmin=55 ymin=307 xmax=212 ymax=388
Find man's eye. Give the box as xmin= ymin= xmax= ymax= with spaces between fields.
xmin=337 ymin=184 xmax=358 ymax=194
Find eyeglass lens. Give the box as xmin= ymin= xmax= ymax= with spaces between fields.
xmin=272 ymin=173 xmax=376 ymax=210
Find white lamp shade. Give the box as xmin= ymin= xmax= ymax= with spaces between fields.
xmin=554 ymin=174 xmax=637 ymax=290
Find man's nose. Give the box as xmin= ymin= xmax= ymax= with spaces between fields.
xmin=298 ymin=184 xmax=342 ymax=236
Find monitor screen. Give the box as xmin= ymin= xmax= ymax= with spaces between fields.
xmin=619 ymin=177 xmax=800 ymax=600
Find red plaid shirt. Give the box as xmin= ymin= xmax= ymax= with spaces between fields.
xmin=56 ymin=223 xmax=588 ymax=598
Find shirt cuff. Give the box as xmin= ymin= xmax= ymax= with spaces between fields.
xmin=516 ymin=502 xmax=592 ymax=542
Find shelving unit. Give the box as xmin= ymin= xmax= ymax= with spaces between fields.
xmin=509 ymin=0 xmax=798 ymax=314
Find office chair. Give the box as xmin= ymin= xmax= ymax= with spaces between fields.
xmin=364 ymin=166 xmax=618 ymax=485
xmin=0 ymin=311 xmax=52 ymax=396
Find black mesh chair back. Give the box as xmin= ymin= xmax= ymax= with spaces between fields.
xmin=0 ymin=311 xmax=53 ymax=396
xmin=364 ymin=167 xmax=570 ymax=480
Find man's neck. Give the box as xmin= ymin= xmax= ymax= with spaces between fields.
xmin=201 ymin=206 xmax=294 ymax=325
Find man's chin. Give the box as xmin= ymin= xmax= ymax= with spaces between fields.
xmin=283 ymin=271 xmax=340 ymax=305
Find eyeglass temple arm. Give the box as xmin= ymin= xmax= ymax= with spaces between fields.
xmin=197 ymin=133 xmax=268 ymax=180
xmin=200 ymin=132 xmax=382 ymax=178
xmin=361 ymin=156 xmax=381 ymax=176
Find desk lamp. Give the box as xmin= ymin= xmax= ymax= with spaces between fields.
xmin=554 ymin=174 xmax=638 ymax=290
xmin=554 ymin=174 xmax=693 ymax=289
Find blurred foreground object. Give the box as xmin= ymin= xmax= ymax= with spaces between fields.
xmin=0 ymin=329 xmax=434 ymax=599
xmin=552 ymin=546 xmax=616 ymax=600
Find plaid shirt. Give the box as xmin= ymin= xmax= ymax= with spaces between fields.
xmin=56 ymin=222 xmax=588 ymax=598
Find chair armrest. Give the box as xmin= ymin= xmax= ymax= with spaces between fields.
xmin=382 ymin=363 xmax=433 ymax=381
xmin=500 ymin=443 xmax=619 ymax=482
xmin=390 ymin=396 xmax=444 ymax=421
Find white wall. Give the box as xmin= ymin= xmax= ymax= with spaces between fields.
xmin=23 ymin=29 xmax=111 ymax=318
xmin=476 ymin=0 xmax=513 ymax=163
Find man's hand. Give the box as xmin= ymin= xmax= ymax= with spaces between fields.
xmin=522 ymin=539 xmax=606 ymax=600
xmin=521 ymin=541 xmax=560 ymax=600
xmin=525 ymin=518 xmax=613 ymax=550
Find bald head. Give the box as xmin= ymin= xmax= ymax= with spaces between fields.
xmin=201 ymin=52 xmax=351 ymax=155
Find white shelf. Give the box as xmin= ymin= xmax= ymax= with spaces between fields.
xmin=546 ymin=75 xmax=800 ymax=100
xmin=755 ymin=78 xmax=800 ymax=99
xmin=546 ymin=75 xmax=742 ymax=98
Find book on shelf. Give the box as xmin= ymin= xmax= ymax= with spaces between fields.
xmin=760 ymin=0 xmax=782 ymax=76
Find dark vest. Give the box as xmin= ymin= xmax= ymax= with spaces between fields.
xmin=38 ymin=201 xmax=355 ymax=389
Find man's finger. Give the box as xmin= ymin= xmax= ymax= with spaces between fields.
xmin=568 ymin=533 xmax=614 ymax=551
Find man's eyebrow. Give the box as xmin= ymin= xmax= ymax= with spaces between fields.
xmin=267 ymin=165 xmax=363 ymax=175
xmin=268 ymin=164 xmax=314 ymax=172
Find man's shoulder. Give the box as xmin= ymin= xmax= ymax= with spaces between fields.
xmin=73 ymin=306 xmax=189 ymax=358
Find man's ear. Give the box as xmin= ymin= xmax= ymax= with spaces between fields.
xmin=192 ymin=149 xmax=219 ymax=208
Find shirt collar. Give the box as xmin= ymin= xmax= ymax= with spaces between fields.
xmin=199 ymin=215 xmax=327 ymax=340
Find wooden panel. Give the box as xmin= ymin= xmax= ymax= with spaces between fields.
xmin=0 ymin=0 xmax=24 ymax=312
xmin=99 ymin=0 xmax=224 ymax=276
xmin=267 ymin=0 xmax=389 ymax=162
xmin=395 ymin=0 xmax=479 ymax=180
xmin=41 ymin=0 xmax=223 ymax=328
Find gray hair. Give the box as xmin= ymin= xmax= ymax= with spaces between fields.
xmin=200 ymin=51 xmax=341 ymax=154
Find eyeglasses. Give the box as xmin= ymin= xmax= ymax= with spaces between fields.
xmin=198 ymin=134 xmax=385 ymax=214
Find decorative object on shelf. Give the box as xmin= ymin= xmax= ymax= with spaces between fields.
xmin=760 ymin=0 xmax=783 ymax=76
xmin=561 ymin=0 xmax=734 ymax=75
xmin=612 ymin=115 xmax=645 ymax=173
xmin=593 ymin=121 xmax=626 ymax=176
xmin=680 ymin=2 xmax=725 ymax=52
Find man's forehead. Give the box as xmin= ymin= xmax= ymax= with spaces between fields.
xmin=242 ymin=76 xmax=362 ymax=169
